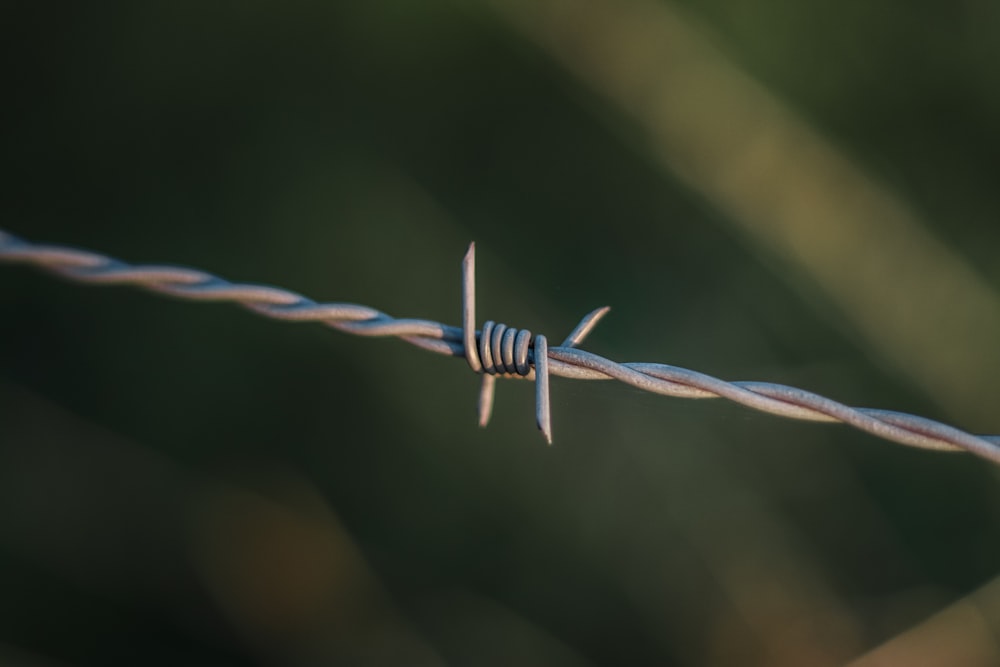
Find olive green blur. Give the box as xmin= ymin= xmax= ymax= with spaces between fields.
xmin=2 ymin=2 xmax=1000 ymax=665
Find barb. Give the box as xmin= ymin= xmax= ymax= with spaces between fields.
xmin=2 ymin=229 xmax=999 ymax=463
xmin=461 ymin=242 xmax=608 ymax=444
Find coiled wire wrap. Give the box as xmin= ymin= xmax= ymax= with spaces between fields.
xmin=479 ymin=322 xmax=534 ymax=377
xmin=2 ymin=229 xmax=1000 ymax=462
xmin=459 ymin=243 xmax=608 ymax=443
xmin=473 ymin=320 xmax=547 ymax=440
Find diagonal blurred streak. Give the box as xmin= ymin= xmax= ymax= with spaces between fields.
xmin=846 ymin=575 xmax=1000 ymax=666
xmin=489 ymin=0 xmax=1000 ymax=427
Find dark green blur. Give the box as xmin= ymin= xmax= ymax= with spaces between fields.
xmin=2 ymin=2 xmax=1000 ymax=665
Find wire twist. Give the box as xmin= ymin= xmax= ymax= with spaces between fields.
xmin=2 ymin=229 xmax=999 ymax=463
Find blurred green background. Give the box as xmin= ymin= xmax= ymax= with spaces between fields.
xmin=2 ymin=1 xmax=1000 ymax=665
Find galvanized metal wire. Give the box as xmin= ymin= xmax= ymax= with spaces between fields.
xmin=3 ymin=229 xmax=999 ymax=464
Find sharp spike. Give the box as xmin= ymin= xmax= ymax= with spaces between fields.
xmin=478 ymin=374 xmax=496 ymax=427
xmin=561 ymin=306 xmax=611 ymax=348
xmin=462 ymin=242 xmax=481 ymax=373
xmin=534 ymin=334 xmax=552 ymax=444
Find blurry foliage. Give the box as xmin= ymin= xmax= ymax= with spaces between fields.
xmin=2 ymin=1 xmax=1000 ymax=665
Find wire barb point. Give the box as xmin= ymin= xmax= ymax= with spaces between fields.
xmin=462 ymin=242 xmax=481 ymax=374
xmin=535 ymin=334 xmax=552 ymax=444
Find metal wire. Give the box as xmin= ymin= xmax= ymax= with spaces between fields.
xmin=3 ymin=229 xmax=999 ymax=463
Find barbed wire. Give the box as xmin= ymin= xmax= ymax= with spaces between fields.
xmin=2 ymin=229 xmax=999 ymax=464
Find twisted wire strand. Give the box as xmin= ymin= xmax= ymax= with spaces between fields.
xmin=2 ymin=229 xmax=999 ymax=463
